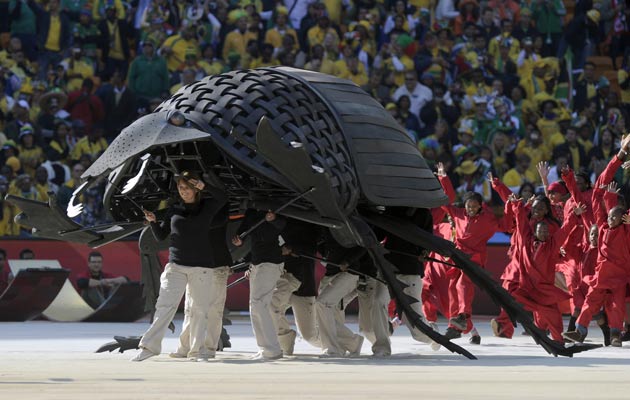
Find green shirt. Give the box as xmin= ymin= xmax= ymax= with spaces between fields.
xmin=128 ymin=55 xmax=170 ymax=99
xmin=9 ymin=0 xmax=37 ymax=35
xmin=531 ymin=0 xmax=566 ymax=34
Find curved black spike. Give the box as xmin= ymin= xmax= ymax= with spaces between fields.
xmin=362 ymin=212 xmax=602 ymax=358
xmin=350 ymin=215 xmax=477 ymax=359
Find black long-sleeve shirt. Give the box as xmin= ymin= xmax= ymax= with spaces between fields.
xmin=237 ymin=209 xmax=286 ymax=264
xmin=382 ymin=208 xmax=433 ymax=276
xmin=321 ymin=231 xmax=372 ymax=277
xmin=150 ymin=188 xmax=227 ymax=268
xmin=283 ymin=219 xmax=319 ymax=297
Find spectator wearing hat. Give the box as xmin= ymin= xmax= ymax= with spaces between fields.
xmin=98 ymin=3 xmax=132 ymax=78
xmin=221 ymin=12 xmax=256 ymax=64
xmin=66 ymin=78 xmax=105 ymax=134
xmin=17 ymin=124 xmax=44 ymax=178
xmin=128 ymin=39 xmax=170 ymax=102
xmin=70 ymin=123 xmax=108 ymax=165
xmin=377 ymin=34 xmax=415 ymax=87
xmin=30 ymin=0 xmax=71 ymax=80
xmin=37 ymin=89 xmax=69 ymax=139
xmin=5 ymin=100 xmax=32 ymax=142
xmin=62 ymin=47 xmax=95 ymax=92
xmin=454 ymin=159 xmax=492 ymax=202
xmin=307 ymin=13 xmax=339 ymax=48
xmin=265 ymin=6 xmax=298 ymax=52
xmin=511 ymin=8 xmax=539 ymax=42
xmin=531 ymin=0 xmax=566 ymax=57
xmin=4 ymin=154 xmax=21 ymax=180
xmin=73 ymin=7 xmax=101 ymax=63
xmin=96 ymin=69 xmax=136 ymax=141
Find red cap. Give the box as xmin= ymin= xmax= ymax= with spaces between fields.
xmin=548 ymin=181 xmax=568 ymax=195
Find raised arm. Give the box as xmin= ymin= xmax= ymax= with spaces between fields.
xmin=536 ymin=162 xmax=551 ymax=197
xmin=560 ymin=166 xmax=581 ymax=203
xmin=603 ymin=182 xmax=621 ymax=213
xmin=488 ymin=171 xmax=513 ymax=202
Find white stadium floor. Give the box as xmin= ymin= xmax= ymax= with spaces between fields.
xmin=1 ymin=314 xmax=630 ymax=399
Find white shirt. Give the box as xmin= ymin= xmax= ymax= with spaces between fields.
xmin=392 ymin=82 xmax=433 ymax=119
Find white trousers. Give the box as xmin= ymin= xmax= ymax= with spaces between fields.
xmin=357 ymin=278 xmax=391 ymax=355
xmin=176 ymin=266 xmax=230 ymax=357
xmin=316 ymin=273 xmax=363 ymax=356
xmin=250 ymin=262 xmax=284 ymax=357
xmin=397 ymin=274 xmax=433 ymax=344
xmin=139 ymin=263 xmax=214 ymax=355
xmin=271 ymin=271 xmax=320 ymax=352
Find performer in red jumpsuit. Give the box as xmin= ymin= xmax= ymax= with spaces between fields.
xmin=564 ymin=140 xmax=630 ymax=347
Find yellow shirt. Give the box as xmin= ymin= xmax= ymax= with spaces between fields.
xmin=66 ymin=59 xmax=95 ymax=92
xmin=304 ymin=59 xmax=336 ymax=76
xmin=502 ymin=168 xmax=538 ymax=188
xmin=249 ymin=58 xmax=280 ymax=69
xmin=198 ymin=59 xmax=224 ymax=76
xmin=0 ymin=202 xmax=20 ymax=237
xmin=578 ymin=138 xmax=593 ymax=155
xmin=35 ymin=183 xmax=52 ymax=203
xmin=536 ymin=118 xmax=559 ymax=143
xmin=515 ymin=140 xmax=550 ymax=180
xmin=264 ymin=27 xmax=298 ymax=50
xmin=45 ymin=15 xmax=61 ymax=52
xmin=107 ymin=20 xmax=125 ymax=60
xmin=222 ymin=30 xmax=257 ymax=63
xmin=520 ymin=75 xmax=545 ymax=101
xmin=70 ymin=137 xmax=108 ymax=163
xmin=307 ymin=26 xmax=339 ymax=48
xmin=383 ymin=55 xmax=414 ymax=87
xmin=324 ymin=0 xmax=343 ymax=24
xmin=338 ymin=62 xmax=369 ymax=86
xmin=488 ymin=35 xmax=520 ymax=60
xmin=548 ymin=131 xmax=565 ymax=150
xmin=568 ymin=145 xmax=580 ymax=171
xmin=163 ymin=35 xmax=199 ymax=72
xmin=17 ymin=146 xmax=44 ymax=178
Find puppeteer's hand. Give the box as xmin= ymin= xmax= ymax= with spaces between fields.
xmin=232 ymin=235 xmax=243 ymax=247
xmin=143 ymin=210 xmax=156 ymax=223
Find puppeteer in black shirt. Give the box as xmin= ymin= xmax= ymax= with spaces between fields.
xmin=150 ymin=186 xmax=227 ymax=268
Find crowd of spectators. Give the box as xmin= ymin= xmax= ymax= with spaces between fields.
xmin=0 ymin=0 xmax=629 ymax=236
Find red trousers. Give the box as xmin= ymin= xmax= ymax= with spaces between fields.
xmin=422 ymin=262 xmax=451 ymax=322
xmin=577 ymin=286 xmax=626 ymax=331
xmin=495 ymin=279 xmax=518 ymax=339
xmin=512 ymin=288 xmax=564 ymax=342
xmin=447 ymin=268 xmax=474 ymax=333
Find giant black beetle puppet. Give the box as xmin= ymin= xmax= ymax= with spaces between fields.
xmin=8 ymin=67 xmax=599 ymax=358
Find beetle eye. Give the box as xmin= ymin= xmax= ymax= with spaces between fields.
xmin=169 ymin=112 xmax=186 ymax=126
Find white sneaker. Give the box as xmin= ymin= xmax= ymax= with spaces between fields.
xmin=188 ymin=355 xmax=210 ymax=362
xmin=280 ymin=330 xmax=297 ymax=356
xmin=371 ymin=350 xmax=391 ymax=358
xmin=169 ymin=352 xmax=187 ymax=358
xmin=131 ymin=349 xmax=157 ymax=362
xmin=250 ymin=351 xmax=282 ymax=361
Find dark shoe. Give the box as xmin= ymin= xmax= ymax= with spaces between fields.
xmin=600 ymin=323 xmax=611 ymax=347
xmin=567 ymin=316 xmax=577 ymax=333
xmin=449 ymin=314 xmax=467 ymax=331
xmin=620 ymin=330 xmax=630 ymax=342
xmin=562 ymin=330 xmax=586 ymax=343
xmin=443 ymin=327 xmax=462 ymax=340
xmin=469 ymin=334 xmax=481 ymax=345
